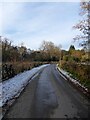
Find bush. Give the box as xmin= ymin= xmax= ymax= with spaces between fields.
xmin=60 ymin=61 xmax=90 ymax=89
xmin=2 ymin=61 xmax=49 ymax=81
xmin=2 ymin=64 xmax=15 ymax=80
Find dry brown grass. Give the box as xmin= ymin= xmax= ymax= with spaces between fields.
xmin=60 ymin=61 xmax=90 ymax=89
xmin=2 ymin=61 xmax=49 ymax=81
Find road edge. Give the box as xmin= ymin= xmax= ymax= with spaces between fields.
xmin=1 ymin=66 xmax=47 ymax=119
xmin=56 ymin=64 xmax=90 ymax=99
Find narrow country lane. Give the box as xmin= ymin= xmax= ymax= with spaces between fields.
xmin=3 ymin=64 xmax=89 ymax=119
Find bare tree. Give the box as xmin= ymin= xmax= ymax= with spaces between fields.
xmin=73 ymin=1 xmax=90 ymax=62
xmin=73 ymin=1 xmax=90 ymax=51
xmin=39 ymin=40 xmax=61 ymax=61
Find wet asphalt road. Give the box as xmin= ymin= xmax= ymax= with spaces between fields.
xmin=4 ymin=64 xmax=89 ymax=119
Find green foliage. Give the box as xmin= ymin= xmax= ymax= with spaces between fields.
xmin=62 ymin=45 xmax=86 ymax=63
xmin=2 ymin=64 xmax=15 ymax=80
xmin=59 ymin=45 xmax=90 ymax=90
xmin=1 ymin=37 xmax=61 ymax=63
xmin=60 ymin=61 xmax=90 ymax=89
xmin=69 ymin=45 xmax=75 ymax=51
xmin=1 ymin=37 xmax=61 ymax=81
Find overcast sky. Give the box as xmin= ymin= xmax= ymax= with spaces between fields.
xmin=1 ymin=1 xmax=82 ymax=50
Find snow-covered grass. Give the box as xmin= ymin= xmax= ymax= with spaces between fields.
xmin=56 ymin=64 xmax=88 ymax=93
xmin=0 ymin=64 xmax=49 ymax=108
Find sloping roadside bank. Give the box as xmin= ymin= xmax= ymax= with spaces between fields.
xmin=2 ymin=70 xmax=41 ymax=119
xmin=56 ymin=64 xmax=90 ymax=99
xmin=0 ymin=64 xmax=49 ymax=119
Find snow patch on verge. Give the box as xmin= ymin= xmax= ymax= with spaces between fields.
xmin=0 ymin=64 xmax=49 ymax=108
xmin=56 ymin=64 xmax=88 ymax=93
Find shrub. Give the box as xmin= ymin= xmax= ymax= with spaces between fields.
xmin=60 ymin=61 xmax=90 ymax=89
xmin=2 ymin=61 xmax=49 ymax=81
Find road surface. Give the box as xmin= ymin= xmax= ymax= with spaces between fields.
xmin=3 ymin=64 xmax=89 ymax=119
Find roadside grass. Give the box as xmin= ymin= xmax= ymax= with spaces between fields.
xmin=59 ymin=61 xmax=90 ymax=90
